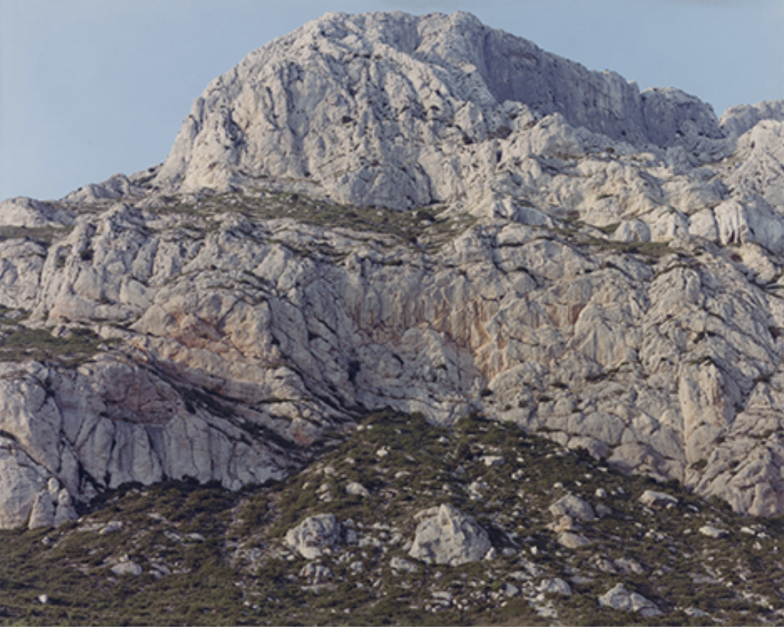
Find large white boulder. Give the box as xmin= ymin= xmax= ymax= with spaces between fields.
xmin=408 ymin=503 xmax=492 ymax=566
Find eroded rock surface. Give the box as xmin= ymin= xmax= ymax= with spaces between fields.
xmin=1 ymin=11 xmax=784 ymax=527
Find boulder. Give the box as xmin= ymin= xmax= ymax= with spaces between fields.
xmin=408 ymin=503 xmax=492 ymax=566
xmin=639 ymin=490 xmax=679 ymax=509
xmin=285 ymin=514 xmax=342 ymax=559
xmin=538 ymin=577 xmax=572 ymax=596
xmin=557 ymin=531 xmax=592 ymax=549
xmin=598 ymin=583 xmax=661 ymax=617
xmin=389 ymin=556 xmax=419 ymax=574
xmin=298 ymin=562 xmax=333 ymax=583
xmin=699 ymin=525 xmax=727 ymax=539
xmin=110 ymin=560 xmax=143 ymax=577
xmin=549 ymin=494 xmax=596 ymax=521
xmin=345 ymin=482 xmax=370 ymax=498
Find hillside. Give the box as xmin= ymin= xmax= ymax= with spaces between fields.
xmin=1 ymin=10 xmax=784 ymax=624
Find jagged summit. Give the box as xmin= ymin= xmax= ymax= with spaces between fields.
xmin=153 ymin=11 xmax=726 ymax=209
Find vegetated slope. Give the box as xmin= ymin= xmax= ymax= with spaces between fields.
xmin=1 ymin=412 xmax=784 ymax=626
xmin=0 ymin=6 xmax=783 ymax=593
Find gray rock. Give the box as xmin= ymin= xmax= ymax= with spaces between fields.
xmin=0 ymin=197 xmax=74 ymax=228
xmin=155 ymin=12 xmax=727 ymax=208
xmin=538 ymin=577 xmax=572 ymax=596
xmin=639 ymin=490 xmax=679 ymax=509
xmin=285 ymin=514 xmax=342 ymax=559
xmin=2 ymin=11 xmax=784 ymax=528
xmin=298 ymin=562 xmax=333 ymax=583
xmin=482 ymin=455 xmax=505 ymax=467
xmin=408 ymin=503 xmax=491 ymax=566
xmin=598 ymin=583 xmax=661 ymax=617
xmin=557 ymin=531 xmax=592 ymax=549
xmin=99 ymin=521 xmax=124 ymax=535
xmin=345 ymin=482 xmax=370 ymax=498
xmin=27 ymin=490 xmax=56 ymax=530
xmin=549 ymin=494 xmax=596 ymax=521
xmin=389 ymin=556 xmax=419 ymax=574
xmin=699 ymin=525 xmax=727 ymax=539
xmin=110 ymin=560 xmax=143 ymax=577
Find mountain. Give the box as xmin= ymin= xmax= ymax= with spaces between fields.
xmin=1 ymin=10 xmax=784 ymax=621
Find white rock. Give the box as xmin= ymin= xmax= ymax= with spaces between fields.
xmin=482 ymin=455 xmax=505 ymax=467
xmin=408 ymin=503 xmax=491 ymax=566
xmin=0 ymin=197 xmax=74 ymax=228
xmin=110 ymin=560 xmax=143 ymax=576
xmin=345 ymin=482 xmax=370 ymax=498
xmin=389 ymin=556 xmax=419 ymax=574
xmin=298 ymin=562 xmax=333 ymax=583
xmin=557 ymin=531 xmax=591 ymax=549
xmin=285 ymin=514 xmax=342 ymax=559
xmin=538 ymin=577 xmax=572 ymax=596
xmin=639 ymin=490 xmax=679 ymax=508
xmin=549 ymin=494 xmax=596 ymax=521
xmin=699 ymin=525 xmax=727 ymax=539
xmin=598 ymin=583 xmax=661 ymax=617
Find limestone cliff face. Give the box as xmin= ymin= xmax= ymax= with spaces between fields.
xmin=2 ymin=11 xmax=784 ymax=528
xmin=154 ymin=11 xmax=725 ymax=208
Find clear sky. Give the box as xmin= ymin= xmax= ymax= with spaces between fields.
xmin=1 ymin=0 xmax=782 ymax=202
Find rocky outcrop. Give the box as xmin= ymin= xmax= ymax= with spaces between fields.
xmin=153 ymin=11 xmax=728 ymax=209
xmin=0 ymin=197 xmax=74 ymax=229
xmin=285 ymin=513 xmax=342 ymax=559
xmin=408 ymin=503 xmax=492 ymax=566
xmin=1 ymin=10 xmax=784 ymax=527
xmin=598 ymin=583 xmax=661 ymax=618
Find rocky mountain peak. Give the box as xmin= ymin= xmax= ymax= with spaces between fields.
xmin=154 ymin=11 xmax=725 ymax=209
xmin=2 ymin=8 xmax=784 ymax=550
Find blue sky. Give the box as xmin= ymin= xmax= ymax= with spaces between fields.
xmin=1 ymin=0 xmax=782 ymax=202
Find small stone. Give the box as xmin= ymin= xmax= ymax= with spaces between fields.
xmin=110 ymin=561 xmax=143 ymax=577
xmin=99 ymin=521 xmax=124 ymax=535
xmin=482 ymin=455 xmax=505 ymax=467
xmin=37 ymin=594 xmax=50 ymax=605
xmin=298 ymin=562 xmax=333 ymax=583
xmin=390 ymin=556 xmax=419 ymax=574
xmin=538 ymin=577 xmax=572 ymax=596
xmin=557 ymin=531 xmax=591 ymax=549
xmin=639 ymin=490 xmax=678 ymax=508
xmin=549 ymin=494 xmax=596 ymax=521
xmin=699 ymin=525 xmax=727 ymax=539
xmin=345 ymin=482 xmax=370 ymax=498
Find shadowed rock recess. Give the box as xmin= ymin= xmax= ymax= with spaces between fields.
xmin=2 ymin=9 xmax=784 ymax=537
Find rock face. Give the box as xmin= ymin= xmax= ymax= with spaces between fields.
xmin=408 ymin=504 xmax=491 ymax=566
xmin=154 ymin=11 xmax=726 ymax=209
xmin=1 ymin=11 xmax=784 ymax=527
